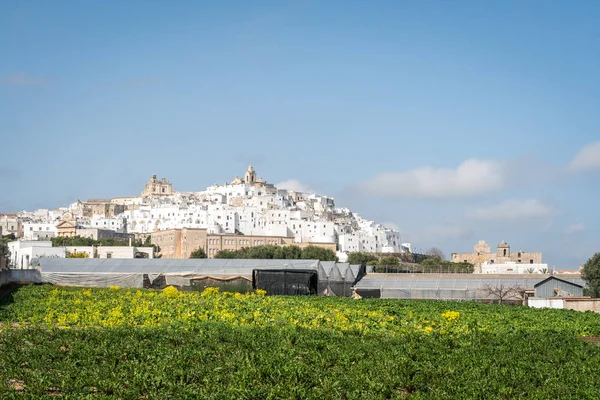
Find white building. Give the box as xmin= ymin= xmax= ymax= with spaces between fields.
xmin=14 ymin=166 xmax=411 ymax=258
xmin=8 ymin=241 xmax=65 ymax=269
xmin=481 ymin=262 xmax=550 ymax=274
xmin=22 ymin=222 xmax=57 ymax=240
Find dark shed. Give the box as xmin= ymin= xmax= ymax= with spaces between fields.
xmin=534 ymin=276 xmax=583 ymax=297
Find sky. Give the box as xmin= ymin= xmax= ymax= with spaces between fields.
xmin=1 ymin=0 xmax=599 ymax=268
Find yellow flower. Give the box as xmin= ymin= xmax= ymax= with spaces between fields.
xmin=442 ymin=311 xmax=460 ymax=322
xmin=162 ymin=286 xmax=179 ymax=299
xmin=255 ymin=289 xmax=267 ymax=296
xmin=201 ymin=287 xmax=220 ymax=297
xmin=424 ymin=326 xmax=433 ymax=333
xmin=109 ymin=286 xmax=120 ymax=290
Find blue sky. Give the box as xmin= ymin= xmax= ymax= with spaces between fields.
xmin=1 ymin=0 xmax=599 ymax=268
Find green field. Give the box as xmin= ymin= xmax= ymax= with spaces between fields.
xmin=1 ymin=284 xmax=600 ymax=399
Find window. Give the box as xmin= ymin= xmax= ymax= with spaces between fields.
xmin=464 ymin=260 xmax=467 ymax=263
xmin=518 ymin=252 xmax=521 ymax=257
xmin=106 ymin=253 xmax=112 ymax=259
xmin=503 ymin=249 xmax=507 ymax=256
xmin=490 ymin=260 xmax=494 ymax=264
xmin=530 ymin=259 xmax=534 ymax=264
xmin=30 ymin=227 xmax=33 ymax=231
xmin=518 ymin=259 xmax=521 ymax=263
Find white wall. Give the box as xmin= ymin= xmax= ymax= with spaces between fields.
xmin=11 ymin=246 xmax=66 ymax=269
xmin=481 ymin=262 xmax=549 ymax=274
xmin=528 ymin=298 xmax=564 ymax=309
xmin=22 ymin=223 xmax=57 ymax=240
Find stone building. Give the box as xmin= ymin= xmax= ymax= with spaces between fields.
xmin=151 ymin=227 xmax=336 ymax=259
xmin=142 ymin=175 xmax=174 ymax=197
xmin=56 ymin=212 xmax=77 ymax=238
xmin=451 ymin=239 xmax=543 ymax=273
xmin=151 ymin=228 xmax=207 ymax=259
xmin=230 ymin=165 xmax=275 ymax=189
xmin=0 ymin=214 xmax=22 ymax=237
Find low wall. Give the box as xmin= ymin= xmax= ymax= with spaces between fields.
xmin=563 ymin=299 xmax=600 ymax=313
xmin=528 ymin=298 xmax=565 ymax=309
xmin=0 ymin=269 xmax=42 ymax=287
xmin=0 ymin=270 xmax=11 ymax=286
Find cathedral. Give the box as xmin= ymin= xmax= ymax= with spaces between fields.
xmin=141 ymin=175 xmax=174 ymax=197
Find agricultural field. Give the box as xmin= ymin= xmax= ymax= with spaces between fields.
xmin=1 ymin=285 xmax=600 ymax=398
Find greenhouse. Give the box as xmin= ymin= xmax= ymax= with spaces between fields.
xmin=353 ymin=273 xmax=586 ymax=301
xmin=26 ymin=258 xmax=361 ymax=296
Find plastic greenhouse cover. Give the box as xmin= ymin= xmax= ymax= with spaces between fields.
xmin=354 ymin=273 xmax=585 ymax=290
xmin=33 ymin=258 xmax=323 ymax=275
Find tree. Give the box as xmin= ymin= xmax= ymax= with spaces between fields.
xmin=300 ymin=246 xmax=337 ymax=262
xmin=273 ymin=245 xmax=302 ymax=260
xmin=379 ymin=256 xmax=399 ymax=266
xmin=525 ymin=268 xmax=535 ymax=274
xmin=581 ymin=253 xmax=600 ymax=297
xmin=247 ymin=245 xmax=279 ymax=259
xmin=214 ymin=249 xmax=238 ymax=259
xmin=347 ymin=252 xmax=379 ymax=266
xmin=483 ymin=284 xmax=524 ymax=305
xmin=0 ymin=239 xmax=10 ymax=267
xmin=189 ymin=247 xmax=207 ymax=259
xmin=426 ymin=247 xmax=445 ymax=260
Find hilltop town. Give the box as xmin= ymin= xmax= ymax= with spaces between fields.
xmin=1 ymin=166 xmax=408 ymax=260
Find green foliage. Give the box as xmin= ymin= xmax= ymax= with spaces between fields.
xmin=51 ymin=236 xmax=96 ymax=247
xmin=0 ymin=236 xmax=10 ymax=261
xmin=66 ymin=251 xmax=89 ymax=258
xmin=2 ymin=285 xmax=600 ymax=398
xmin=274 ymin=245 xmax=302 ymax=260
xmin=189 ymin=247 xmax=207 ymax=259
xmin=347 ymin=252 xmax=379 ymax=266
xmin=213 ymin=249 xmax=238 ymax=259
xmin=213 ymin=245 xmax=336 ymax=261
xmin=366 ymin=259 xmax=379 ymax=266
xmin=299 ymin=245 xmax=337 ymax=261
xmin=379 ymin=256 xmax=399 ymax=266
xmin=582 ymin=253 xmax=600 ymax=297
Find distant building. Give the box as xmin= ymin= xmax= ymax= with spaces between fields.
xmin=452 ymin=240 xmax=542 ymax=273
xmin=8 ymin=241 xmax=65 ymax=269
xmin=64 ymin=246 xmax=154 ymax=259
xmin=481 ymin=261 xmax=549 ymax=274
xmin=0 ymin=214 xmax=22 ymax=237
xmin=76 ymin=228 xmax=133 ymax=241
xmin=142 ymin=175 xmax=174 ymax=197
xmin=56 ymin=212 xmax=78 ymax=238
xmin=8 ymin=240 xmax=154 ymax=269
xmin=151 ymin=228 xmax=208 ymax=259
xmin=151 ymin=228 xmax=336 ymax=259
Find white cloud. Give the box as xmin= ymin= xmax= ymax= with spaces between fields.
xmin=468 ymin=199 xmax=553 ymax=220
xmin=275 ymin=180 xmax=313 ymax=193
xmin=357 ymin=159 xmax=505 ymax=198
xmin=568 ymin=141 xmax=600 ymax=172
xmin=0 ymin=72 xmax=48 ymax=86
xmin=566 ymin=223 xmax=586 ymax=234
